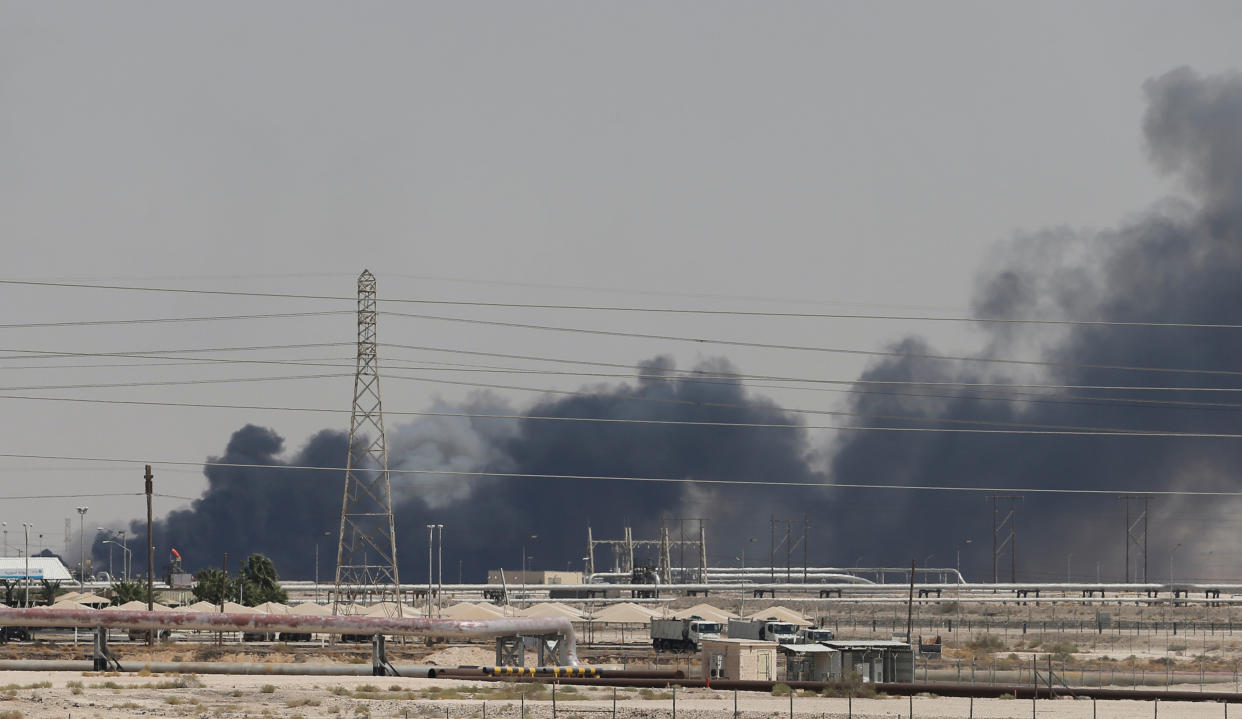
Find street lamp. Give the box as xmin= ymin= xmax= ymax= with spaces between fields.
xmin=21 ymin=523 xmax=32 ymax=607
xmin=436 ymin=524 xmax=444 ymax=615
xmin=425 ymin=525 xmax=435 ymax=617
xmin=522 ymin=535 xmax=537 ymax=609
xmin=740 ymin=537 xmax=757 ymax=569
xmin=956 ymin=539 xmax=972 ymax=576
xmin=118 ymin=530 xmax=128 ymax=579
xmin=75 ymin=507 xmax=88 ymax=587
xmin=1 ymin=522 xmax=6 ymax=557
xmin=97 ymin=528 xmax=112 ymax=579
xmin=102 ymin=540 xmax=130 ymax=584
xmin=1169 ymin=543 xmax=1183 ymax=585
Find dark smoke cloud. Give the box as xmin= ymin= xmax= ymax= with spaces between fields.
xmin=105 ymin=67 xmax=1242 ymax=586
xmin=826 ymin=67 xmax=1242 ymax=581
xmin=103 ymin=356 xmax=816 ymax=581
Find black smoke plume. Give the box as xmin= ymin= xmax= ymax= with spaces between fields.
xmin=102 ymin=67 xmax=1242 ymax=585
xmin=103 ymin=356 xmax=816 ymax=581
xmin=827 ymin=67 xmax=1242 ymax=581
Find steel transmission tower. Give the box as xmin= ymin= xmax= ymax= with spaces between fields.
xmin=333 ymin=270 xmax=402 ymax=614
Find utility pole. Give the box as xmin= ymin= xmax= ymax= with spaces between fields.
xmin=75 ymin=507 xmax=88 ymax=587
xmin=21 ymin=524 xmax=31 ymax=608
xmin=906 ymin=559 xmax=916 ymax=643
xmin=334 ymin=270 xmax=401 ymax=614
xmin=426 ymin=524 xmax=434 ymax=617
xmin=436 ymin=524 xmax=444 ymax=616
xmin=144 ymin=465 xmax=154 ymax=613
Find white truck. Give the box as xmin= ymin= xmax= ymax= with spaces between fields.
xmin=795 ymin=627 xmax=835 ymax=644
xmin=727 ymin=617 xmax=799 ymax=644
xmin=650 ymin=616 xmax=724 ymax=653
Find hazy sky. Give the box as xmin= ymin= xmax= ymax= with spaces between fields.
xmin=3 ymin=2 xmax=1242 ymax=567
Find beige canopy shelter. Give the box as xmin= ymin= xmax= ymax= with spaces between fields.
xmin=440 ymin=602 xmax=505 ymax=620
xmin=107 ymin=600 xmax=171 ymax=611
xmin=674 ymin=603 xmax=736 ymax=622
xmin=252 ymin=601 xmax=291 ymax=614
xmin=49 ymin=599 xmax=91 ymax=611
xmin=362 ymin=602 xmax=423 ymax=618
xmin=745 ymin=606 xmax=811 ymax=626
xmin=182 ymin=601 xmax=221 ymax=613
xmin=592 ymin=602 xmax=658 ymax=624
xmin=518 ymin=603 xmax=583 ymax=620
xmin=71 ymin=593 xmax=111 ymax=607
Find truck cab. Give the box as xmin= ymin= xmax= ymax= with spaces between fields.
xmin=686 ymin=619 xmax=723 ymax=645
xmin=763 ymin=621 xmax=799 ymax=644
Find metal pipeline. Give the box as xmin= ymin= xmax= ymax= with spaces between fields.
xmin=0 ymin=608 xmax=579 ymax=665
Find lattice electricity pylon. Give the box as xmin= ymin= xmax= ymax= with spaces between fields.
xmin=333 ymin=270 xmax=402 ymax=614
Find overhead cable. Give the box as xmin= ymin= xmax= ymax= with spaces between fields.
xmin=2 ymin=451 xmax=1241 ymax=496
xmin=5 ymin=277 xmax=1242 ymax=329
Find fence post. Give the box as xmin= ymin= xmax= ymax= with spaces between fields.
xmin=614 ymin=687 xmax=617 ymax=719
xmin=789 ymin=688 xmax=793 ymax=719
xmin=672 ymin=682 xmax=676 ymax=719
xmin=552 ymin=682 xmax=557 ymax=719
xmin=908 ymin=694 xmax=913 ymax=718
xmin=521 ymin=688 xmax=525 ymax=719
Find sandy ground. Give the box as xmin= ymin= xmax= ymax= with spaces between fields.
xmin=1 ymin=670 xmax=1240 ymax=719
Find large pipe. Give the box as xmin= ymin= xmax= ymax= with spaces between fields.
xmin=0 ymin=608 xmax=579 ymax=665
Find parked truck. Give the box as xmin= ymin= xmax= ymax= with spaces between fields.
xmin=727 ymin=617 xmax=799 ymax=644
xmin=795 ymin=627 xmax=835 ymax=644
xmin=650 ymin=616 xmax=723 ymax=653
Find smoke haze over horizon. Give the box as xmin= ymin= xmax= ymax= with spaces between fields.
xmin=99 ymin=67 xmax=1242 ymax=586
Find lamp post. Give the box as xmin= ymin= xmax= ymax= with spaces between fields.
xmin=119 ymin=530 xmax=128 ymax=579
xmin=75 ymin=507 xmax=88 ymax=587
xmin=97 ymin=528 xmax=112 ymax=579
xmin=425 ymin=525 xmax=435 ymax=617
xmin=21 ymin=523 xmax=32 ymax=607
xmin=102 ymin=541 xmax=130 ymax=583
xmin=1169 ymin=543 xmax=1182 ymax=585
xmin=1067 ymin=553 xmax=1073 ymax=583
xmin=740 ymin=537 xmax=757 ymax=569
xmin=1 ymin=522 xmax=6 ymax=557
xmin=956 ymin=539 xmax=972 ymax=576
xmin=435 ymin=524 xmax=444 ymax=616
xmin=522 ymin=535 xmax=537 ymax=609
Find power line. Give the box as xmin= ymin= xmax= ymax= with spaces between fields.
xmin=4 ymin=450 xmax=1242 ymax=496
xmin=0 ymin=493 xmax=142 ymax=500
xmin=7 ymin=277 xmax=1242 ymax=329
xmin=0 ymin=392 xmax=1182 ymax=434
xmin=0 ymin=373 xmax=346 ymax=393
xmin=0 ymin=341 xmax=349 ymax=362
xmin=0 ymin=310 xmax=349 ymax=330
xmin=10 ymin=339 xmax=1242 ymax=395
xmin=381 ymin=311 xmax=1242 ymax=378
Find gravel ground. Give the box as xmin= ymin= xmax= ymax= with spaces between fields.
xmin=0 ymin=670 xmax=1239 ymax=719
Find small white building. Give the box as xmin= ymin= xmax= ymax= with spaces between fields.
xmin=700 ymin=638 xmax=778 ymax=681
xmin=0 ymin=557 xmax=73 ymax=582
